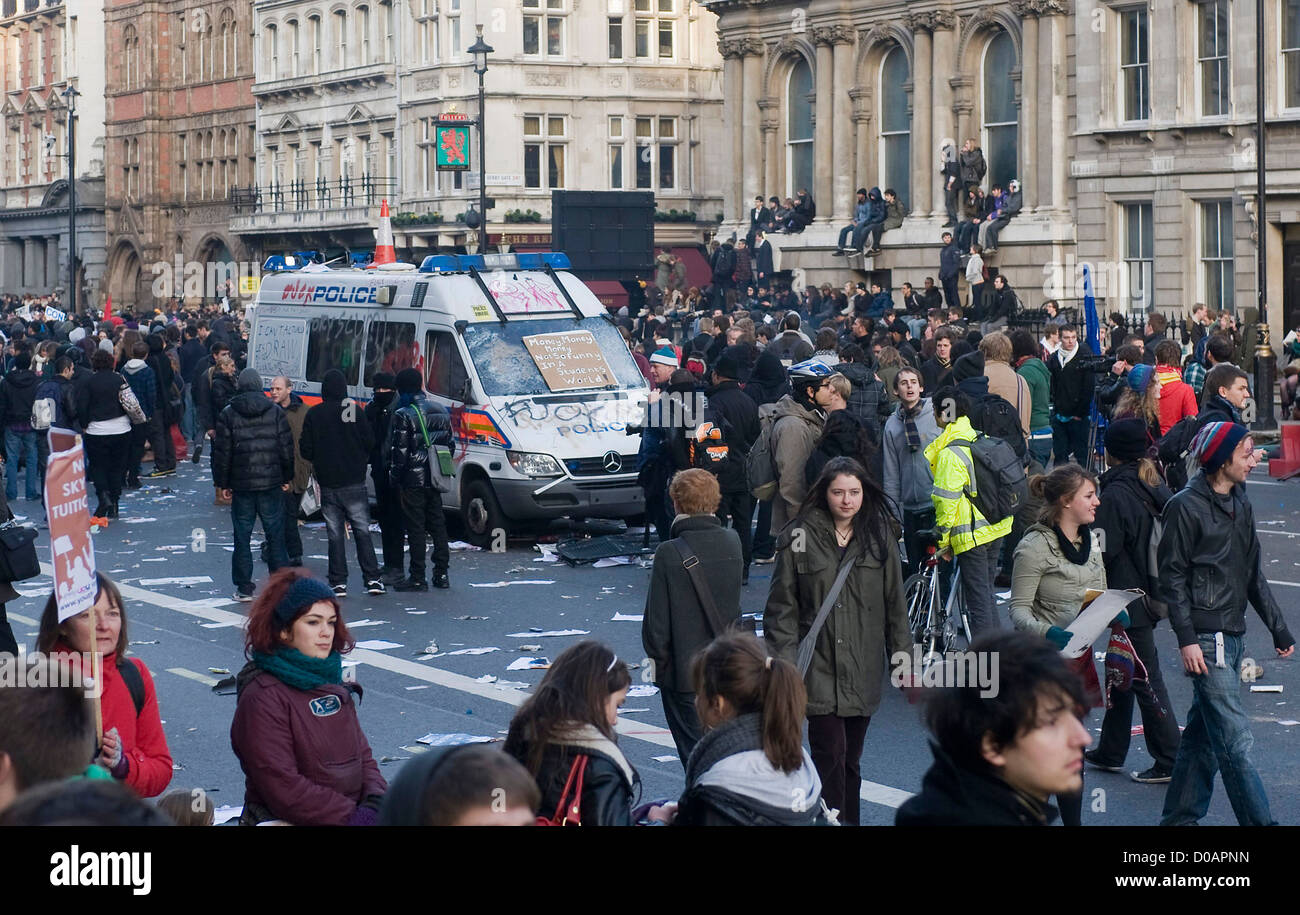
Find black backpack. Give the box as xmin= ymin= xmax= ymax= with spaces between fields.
xmin=1156 ymin=415 xmax=1201 ymax=492
xmin=712 ymin=246 xmax=736 ymax=281
xmin=968 ymin=393 xmax=1027 ymax=460
xmin=947 ymin=433 xmax=1028 ymax=524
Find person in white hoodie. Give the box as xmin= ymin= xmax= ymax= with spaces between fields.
xmin=670 ymin=632 xmax=833 ymax=826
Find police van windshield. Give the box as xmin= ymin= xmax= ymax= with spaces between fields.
xmin=462 ymin=318 xmax=645 ymax=397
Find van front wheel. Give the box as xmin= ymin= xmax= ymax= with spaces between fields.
xmin=462 ymin=478 xmax=509 ymax=548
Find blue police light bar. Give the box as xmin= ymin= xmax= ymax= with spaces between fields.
xmin=458 ymin=254 xmax=486 ymax=272
xmin=480 ymin=253 xmax=518 ymax=270
xmin=419 ymin=255 xmax=462 ymax=273
xmin=415 ymin=252 xmax=572 ymax=274
xmin=262 ymin=254 xmax=306 ymax=272
xmin=515 ymin=252 xmax=572 ymax=270
xmin=292 ymin=250 xmax=321 ymax=264
xmin=349 ymin=252 xmax=373 ymax=268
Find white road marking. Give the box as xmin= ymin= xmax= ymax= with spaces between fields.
xmin=46 ymin=563 xmax=914 ymax=809
xmin=1268 ymin=580 xmax=1300 ymax=588
xmin=6 ymin=611 xmax=37 ymax=626
xmin=1258 ymin=530 xmax=1300 ymax=538
xmin=167 ymin=668 xmax=220 ymax=687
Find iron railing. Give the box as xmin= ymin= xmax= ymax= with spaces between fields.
xmin=229 ymin=175 xmax=397 ymax=214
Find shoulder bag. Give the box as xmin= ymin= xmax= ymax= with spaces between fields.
xmin=669 ymin=539 xmax=736 ymax=637
xmin=795 ymin=546 xmax=860 ymax=677
xmin=536 ymin=755 xmax=588 ymax=826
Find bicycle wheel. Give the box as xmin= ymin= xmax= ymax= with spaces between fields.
xmin=903 ymin=571 xmax=931 ymax=645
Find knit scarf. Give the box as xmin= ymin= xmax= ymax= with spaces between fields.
xmin=1155 ymin=366 xmax=1182 ymax=388
xmin=1053 ymin=524 xmax=1091 ymax=565
xmin=252 ymin=648 xmax=343 ymax=691
xmin=902 ymin=400 xmax=925 ymax=452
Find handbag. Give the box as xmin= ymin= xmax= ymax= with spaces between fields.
xmin=795 ymin=546 xmax=860 ymax=677
xmin=299 ymin=476 xmax=322 ymax=516
xmin=0 ymin=522 xmax=40 ymax=582
xmin=118 ymin=382 xmax=147 ymax=425
xmin=535 ymin=755 xmax=588 ymax=826
xmin=669 ymin=539 xmax=753 ymax=635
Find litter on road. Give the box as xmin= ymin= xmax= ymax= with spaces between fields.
xmin=415 ymin=733 xmax=498 ymax=747
xmin=355 ymin=640 xmax=404 ymax=651
xmin=506 ymin=629 xmax=589 ymax=638
xmin=469 ymin=580 xmax=557 ymax=588
xmin=507 ymin=657 xmax=550 ymax=671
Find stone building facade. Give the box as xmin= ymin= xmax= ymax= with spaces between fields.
xmin=102 ymin=0 xmax=258 ymax=311
xmin=0 ymin=0 xmax=107 ymax=305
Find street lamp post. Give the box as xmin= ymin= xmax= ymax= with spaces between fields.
xmin=1253 ymin=0 xmax=1276 ymax=430
xmin=469 ymin=25 xmax=493 ymax=254
xmin=63 ymin=84 xmax=78 ymax=314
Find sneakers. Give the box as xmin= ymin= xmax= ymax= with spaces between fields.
xmin=394 ymin=578 xmax=428 ymax=592
xmin=753 ymin=554 xmax=776 ymax=565
xmin=433 ymin=571 xmax=450 ymax=590
xmin=1083 ymin=750 xmax=1124 ymax=773
xmin=332 ymin=583 xmax=348 ymax=597
xmin=865 ymin=247 xmax=882 ymax=257
xmin=831 ymin=249 xmax=847 ymax=257
xmin=232 ymin=590 xmax=255 ymax=602
xmin=1131 ymin=767 xmax=1173 ymax=784
xmin=147 ymin=468 xmax=176 ymax=478
xmin=366 ymin=579 xmax=386 ymax=595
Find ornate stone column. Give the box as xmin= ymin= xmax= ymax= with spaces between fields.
xmin=741 ymin=37 xmax=766 ymax=209
xmin=1044 ymin=4 xmax=1069 ymax=213
xmin=1011 ymin=2 xmax=1040 ymax=210
xmin=23 ymin=239 xmax=40 ymax=293
xmin=811 ymin=27 xmax=835 ymax=220
xmin=850 ymin=88 xmax=872 ymax=191
xmin=719 ymin=37 xmax=746 ymax=223
xmin=827 ymin=24 xmax=856 ymax=220
xmin=904 ymin=12 xmax=934 ymax=217
xmin=929 ymin=10 xmax=958 ymax=219
xmin=758 ymin=97 xmax=779 ymax=198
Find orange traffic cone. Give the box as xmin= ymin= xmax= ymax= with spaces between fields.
xmin=369 ymin=199 xmax=397 ymax=267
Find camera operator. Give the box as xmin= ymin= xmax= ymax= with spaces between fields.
xmin=1094 ymin=344 xmax=1141 ymax=421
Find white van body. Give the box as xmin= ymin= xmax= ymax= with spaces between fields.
xmin=248 ymin=257 xmax=649 ymax=543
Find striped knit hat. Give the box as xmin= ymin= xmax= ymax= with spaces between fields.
xmin=1189 ymin=421 xmax=1249 ymax=475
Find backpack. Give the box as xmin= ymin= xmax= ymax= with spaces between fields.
xmin=946 ymin=433 xmax=1028 ymax=524
xmin=1156 ymin=415 xmax=1200 ymax=492
xmin=746 ymin=403 xmax=780 ymax=501
xmin=32 ymin=395 xmax=54 ymax=430
xmin=1143 ymin=508 xmax=1169 ymax=620
xmin=712 ymin=246 xmax=736 ymax=281
xmin=688 ymin=419 xmax=732 ymax=472
xmin=968 ymin=393 xmax=1026 ymax=460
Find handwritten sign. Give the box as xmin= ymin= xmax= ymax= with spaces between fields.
xmin=251 ymin=317 xmax=307 ymax=379
xmin=522 ymin=331 xmax=617 ymax=393
xmin=45 ymin=432 xmax=96 ymax=622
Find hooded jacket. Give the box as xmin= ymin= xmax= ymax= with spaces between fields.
xmin=766 ymin=330 xmax=814 ymax=366
xmin=769 ymin=393 xmax=825 ymax=531
xmin=939 ymin=239 xmax=963 ymax=280
xmin=804 ymin=409 xmax=871 ymax=486
xmin=1195 ymin=391 xmax=1241 ymax=428
xmin=364 ymin=389 xmax=400 ymax=483
xmin=643 ymin=514 xmax=743 ymax=693
xmin=1096 ymin=461 xmax=1171 ymax=628
xmin=1016 ymin=356 xmax=1052 ymax=430
xmin=388 ymin=393 xmax=454 ymax=490
xmin=744 ymin=351 xmax=790 ymax=406
xmin=703 ymin=379 xmax=760 ymax=494
xmin=300 ymin=371 xmax=374 ymax=489
xmin=764 ymin=507 xmax=911 ymax=718
xmin=925 ymin=415 xmax=1013 ymax=555
xmin=1158 ymin=473 xmax=1294 ymax=651
xmin=864 ymin=187 xmax=886 ymax=224
xmin=0 ymin=367 xmax=40 ymax=428
xmin=507 ymin=724 xmax=639 ymax=827
xmin=896 ymin=742 xmax=1057 ymax=826
xmin=883 ymin=397 xmax=941 ymax=518
xmin=33 ymin=374 xmax=78 ymax=431
xmin=1009 ymin=522 xmax=1108 ymax=637
xmin=882 ymin=196 xmax=905 ymax=231
xmin=230 ymin=665 xmax=386 ymax=826
xmin=121 ymin=359 xmax=157 ymax=420
xmin=959 ymin=146 xmax=987 ymax=187
xmin=211 ymin=391 xmax=294 ymax=492
xmin=673 ymin=713 xmax=829 ymax=826
xmin=850 ymin=195 xmax=870 ymax=226
xmin=833 ymin=360 xmax=890 ymax=440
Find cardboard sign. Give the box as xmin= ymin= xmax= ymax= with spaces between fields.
xmin=44 ymin=430 xmax=97 ymax=623
xmin=522 ymin=331 xmax=617 ymax=392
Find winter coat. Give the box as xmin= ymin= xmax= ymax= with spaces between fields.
xmin=178 ymin=338 xmax=206 ymax=385
xmin=674 ymin=713 xmax=828 ymax=826
xmin=732 ymin=248 xmax=753 ymax=287
xmin=209 ymin=370 xmax=238 ymax=427
xmin=282 ymin=396 xmax=314 ymax=494
xmin=703 ymin=380 xmax=760 ymax=494
xmin=1096 ymin=461 xmax=1171 ymax=628
xmin=1159 ymin=473 xmax=1294 ymax=651
xmin=767 ymin=330 xmax=814 ymax=366
xmin=896 ymin=743 xmax=1056 ymax=826
xmin=882 ymin=197 xmax=905 ymax=231
xmin=754 ymin=239 xmax=774 ymax=279
xmin=792 ymin=192 xmax=816 ymax=225
xmin=34 ymin=375 xmax=78 ymax=431
xmin=925 ymin=415 xmax=1013 ymax=555
xmin=1154 ymin=366 xmax=1199 ymax=436
xmin=300 ymin=399 xmax=375 ymax=489
xmin=0 ymin=368 xmax=39 ymax=427
xmin=959 ymin=147 xmax=987 ymax=187
xmin=984 ymin=361 xmax=1031 ymax=443
xmin=984 ymin=285 xmax=1019 ymax=325
xmin=769 ymin=394 xmax=825 ymax=532
xmin=211 ymin=392 xmax=293 ymax=492
xmin=764 ymin=507 xmax=911 ymax=718
xmin=1048 ymin=344 xmax=1097 ymax=419
xmin=364 ymin=390 xmax=400 ymax=485
xmin=864 ymin=188 xmax=886 ymax=224
xmin=1016 ymin=357 xmax=1052 ymax=430
xmin=833 ymin=361 xmax=890 ymax=441
xmin=1002 ymin=189 xmax=1023 ymax=218
xmin=849 ymin=197 xmax=870 ymax=227
xmin=230 ymin=667 xmax=386 ymax=826
xmin=883 ymin=397 xmax=941 ymax=518
xmin=76 ymin=368 xmax=131 ymax=432
xmin=921 ymin=357 xmax=953 ymax=396
xmin=121 ymin=359 xmax=157 ymax=420
xmin=1195 ymin=392 xmax=1240 ymax=428
xmin=711 ymin=243 xmax=737 ymax=284
xmin=1009 ymin=523 xmax=1108 ymax=637
xmin=939 ymin=241 xmax=963 ymax=280
xmin=643 ymin=514 xmax=743 ymax=693
xmin=867 ymin=292 xmax=893 ymax=320
xmin=51 ymin=644 xmax=173 ymax=798
xmin=387 ymin=394 xmax=454 ymax=490
xmin=508 ymin=724 xmax=639 ymax=826
xmin=803 ymin=409 xmax=872 ymax=486
xmin=744 ymin=351 xmax=790 ymax=406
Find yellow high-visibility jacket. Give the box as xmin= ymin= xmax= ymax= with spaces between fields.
xmin=924 ymin=415 xmax=1013 ymax=555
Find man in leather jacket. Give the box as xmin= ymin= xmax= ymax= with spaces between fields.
xmin=387 ymin=368 xmax=454 ymax=592
xmin=1157 ymin=421 xmax=1295 ymax=826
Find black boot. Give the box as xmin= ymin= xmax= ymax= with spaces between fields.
xmin=107 ymin=498 xmax=120 ymax=520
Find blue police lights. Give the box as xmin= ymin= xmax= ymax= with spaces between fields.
xmin=417 ymin=252 xmax=571 ymax=274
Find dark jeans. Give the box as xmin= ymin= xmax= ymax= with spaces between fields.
xmin=752 ymin=498 xmax=775 ymax=559
xmin=232 ymin=487 xmax=288 ymax=595
xmin=969 ymin=282 xmax=985 ymax=316
xmin=661 ymin=687 xmax=703 ymax=765
xmin=956 ymin=539 xmax=1001 ymax=636
xmin=1051 ymin=417 xmax=1090 ymax=467
xmin=1095 ymin=624 xmax=1181 ymax=773
xmin=83 ymin=431 xmax=129 ymax=510
xmin=807 ymin=714 xmax=870 ymax=826
xmin=398 ymin=485 xmax=449 ymax=582
xmin=861 ymin=221 xmax=884 ymax=250
xmin=941 ymin=275 xmax=961 ymax=311
xmin=944 ymin=185 xmax=960 ymax=224
xmin=280 ymin=487 xmax=303 ymax=562
xmin=716 ymin=489 xmax=753 ymax=570
xmin=36 ymin=434 xmax=49 ymax=503
xmin=643 ymin=481 xmax=672 ymax=544
xmin=322 ymin=483 xmax=380 ymax=585
xmin=151 ymin=413 xmax=177 ymax=471
xmin=374 ymin=474 xmax=406 ymax=571
xmin=837 ymin=223 xmax=870 ymax=251
xmin=4 ymin=427 xmax=39 ymax=500
xmin=128 ymin=423 xmax=149 ymax=480
xmin=983 ymin=216 xmax=1011 ymax=249
xmin=956 ymin=220 xmax=978 ymax=251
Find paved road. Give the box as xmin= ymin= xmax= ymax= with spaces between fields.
xmin=7 ymin=459 xmax=1299 ymax=825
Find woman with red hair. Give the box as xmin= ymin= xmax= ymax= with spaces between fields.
xmin=230 ymin=568 xmax=386 ymax=825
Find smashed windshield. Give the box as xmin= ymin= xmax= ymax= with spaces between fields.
xmin=462 ymin=318 xmax=647 ymax=397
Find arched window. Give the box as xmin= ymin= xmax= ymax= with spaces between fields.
xmin=982 ymin=30 xmax=1018 ymax=190
xmin=785 ymin=56 xmax=813 ymax=197
xmin=308 ymin=16 xmax=322 ymax=73
xmin=879 ymin=45 xmax=911 ymax=208
xmin=205 ymin=22 xmax=215 ymax=79
xmin=123 ymin=26 xmax=137 ymax=88
xmin=334 ymin=10 xmax=348 ymax=69
xmin=265 ymin=24 xmax=278 ymax=78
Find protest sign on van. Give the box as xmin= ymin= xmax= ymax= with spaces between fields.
xmin=522 ymin=330 xmax=617 ymax=392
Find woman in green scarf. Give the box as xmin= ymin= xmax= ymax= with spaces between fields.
xmin=230 ymin=569 xmax=386 ymax=825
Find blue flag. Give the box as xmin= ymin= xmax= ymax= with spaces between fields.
xmin=1082 ymin=263 xmax=1101 ymax=354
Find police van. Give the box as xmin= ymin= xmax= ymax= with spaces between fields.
xmin=249 ymin=251 xmax=648 ymax=545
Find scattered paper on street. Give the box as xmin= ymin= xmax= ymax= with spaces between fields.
xmin=415 ymin=733 xmax=498 ymax=746
xmin=507 ymin=657 xmax=550 ymax=671
xmin=611 ymin=613 xmax=643 ymax=622
xmin=355 ymin=640 xmax=404 ymax=651
xmin=506 ymin=629 xmax=589 ymax=638
xmin=627 ymin=684 xmax=659 ymax=697
xmin=469 ymin=580 xmax=557 ymax=588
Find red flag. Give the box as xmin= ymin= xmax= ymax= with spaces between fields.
xmin=103 ymin=294 xmax=112 ymax=321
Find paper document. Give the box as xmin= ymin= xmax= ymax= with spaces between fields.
xmin=1061 ymin=589 xmax=1143 ymax=659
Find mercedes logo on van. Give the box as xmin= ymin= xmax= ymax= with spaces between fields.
xmin=602 ymin=451 xmax=623 ymax=474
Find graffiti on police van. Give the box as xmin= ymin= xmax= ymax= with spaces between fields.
xmin=487 ymin=276 xmax=566 ymax=314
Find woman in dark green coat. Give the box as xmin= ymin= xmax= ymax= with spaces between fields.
xmin=764 ymin=456 xmax=911 ymax=825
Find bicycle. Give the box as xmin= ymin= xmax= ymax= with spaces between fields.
xmin=903 ymin=529 xmax=972 ymax=668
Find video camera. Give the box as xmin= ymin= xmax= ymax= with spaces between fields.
xmin=1075 ymin=354 xmax=1117 ymax=373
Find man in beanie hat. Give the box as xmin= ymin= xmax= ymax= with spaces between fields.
xmin=1087 ymin=417 xmax=1181 ymax=784
xmin=300 ymin=369 xmax=383 ymax=597
xmin=364 ymin=371 xmax=406 ymax=584
xmin=212 ymin=368 xmax=294 ymax=601
xmin=387 ymin=368 xmax=454 ymax=591
xmin=635 ymin=346 xmax=680 ymax=543
xmin=1157 ymin=421 xmax=1295 ymax=825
